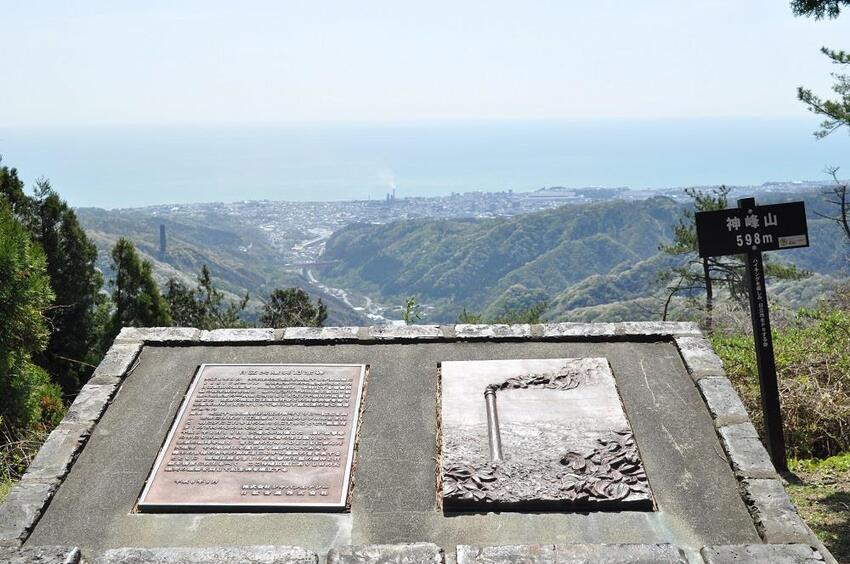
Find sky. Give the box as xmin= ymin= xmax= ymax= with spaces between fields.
xmin=3 ymin=1 xmax=850 ymax=126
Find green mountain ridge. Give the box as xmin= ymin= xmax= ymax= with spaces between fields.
xmin=73 ymin=189 xmax=847 ymax=326
xmin=76 ymin=207 xmax=370 ymax=326
xmin=319 ymin=193 xmax=847 ymax=322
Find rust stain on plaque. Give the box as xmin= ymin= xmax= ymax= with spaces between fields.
xmin=138 ymin=363 xmax=366 ymax=511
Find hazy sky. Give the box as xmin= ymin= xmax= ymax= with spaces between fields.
xmin=3 ymin=1 xmax=849 ymax=126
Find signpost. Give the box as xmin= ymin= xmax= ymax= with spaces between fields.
xmin=695 ymin=198 xmax=809 ymax=472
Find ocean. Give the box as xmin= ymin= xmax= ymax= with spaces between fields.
xmin=1 ymin=119 xmax=848 ymax=209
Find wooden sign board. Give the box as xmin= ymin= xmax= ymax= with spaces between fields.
xmin=695 ymin=201 xmax=808 ymax=258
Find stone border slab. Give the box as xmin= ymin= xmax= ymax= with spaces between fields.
xmin=64 ymin=383 xmax=118 ymax=424
xmin=717 ymin=423 xmax=779 ymax=479
xmin=93 ymin=545 xmax=318 ymax=564
xmin=0 ymin=545 xmax=81 ymax=563
xmin=673 ymin=335 xmax=725 ymax=380
xmin=110 ymin=323 xmax=704 ymax=347
xmin=327 ymin=543 xmax=444 ymax=564
xmin=22 ymin=422 xmax=92 ymax=483
xmin=538 ymin=321 xmax=700 ymax=340
xmin=455 ymin=324 xmax=532 ymax=340
xmin=115 ymin=327 xmax=201 ymax=343
xmin=367 ymin=325 xmax=443 ymax=340
xmin=282 ymin=326 xmax=361 ymax=342
xmin=701 ymin=544 xmax=825 ymax=563
xmin=740 ymin=478 xmax=814 ymax=544
xmin=201 ymin=328 xmax=275 ymax=342
xmin=0 ymin=481 xmax=57 ymax=547
xmin=87 ymin=343 xmax=142 ymax=386
xmin=696 ymin=377 xmax=751 ymax=427
xmin=456 ymin=543 xmax=689 ymax=564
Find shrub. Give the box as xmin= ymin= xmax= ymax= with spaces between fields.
xmin=712 ymin=304 xmax=850 ymax=458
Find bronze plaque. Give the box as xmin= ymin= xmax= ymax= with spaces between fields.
xmin=138 ymin=363 xmax=366 ymax=511
xmin=440 ymin=358 xmax=653 ymax=511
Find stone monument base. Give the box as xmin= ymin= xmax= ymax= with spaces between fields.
xmin=0 ymin=323 xmax=836 ymax=563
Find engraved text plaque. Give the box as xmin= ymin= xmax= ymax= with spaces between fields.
xmin=138 ymin=363 xmax=366 ymax=511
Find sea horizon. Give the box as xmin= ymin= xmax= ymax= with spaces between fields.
xmin=1 ymin=117 xmax=848 ymax=209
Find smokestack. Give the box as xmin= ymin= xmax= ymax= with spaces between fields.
xmin=159 ymin=224 xmax=167 ymax=257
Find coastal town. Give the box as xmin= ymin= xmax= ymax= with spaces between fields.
xmin=136 ymin=179 xmax=836 ymax=266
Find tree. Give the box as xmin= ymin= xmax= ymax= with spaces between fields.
xmin=0 ymin=165 xmax=105 ymax=395
xmin=164 ymin=279 xmax=205 ymax=327
xmin=659 ymin=187 xmax=807 ymax=330
xmin=816 ymin=166 xmax=850 ymax=243
xmin=457 ymin=302 xmax=549 ymax=325
xmin=0 ymin=200 xmax=63 ymax=434
xmin=457 ymin=308 xmax=483 ymax=324
xmin=402 ymin=296 xmax=422 ymax=325
xmin=260 ymin=288 xmax=327 ymax=328
xmin=493 ymin=302 xmax=547 ymax=324
xmin=105 ymin=238 xmax=171 ymax=341
xmin=798 ymin=47 xmax=850 ymax=138
xmin=791 ymin=0 xmax=849 ymax=19
xmin=792 ymin=5 xmax=850 ymax=246
xmin=659 ymin=187 xmax=743 ymax=330
xmin=164 ymin=265 xmax=249 ymax=329
xmin=457 ymin=303 xmax=547 ymax=324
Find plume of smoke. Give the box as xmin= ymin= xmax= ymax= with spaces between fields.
xmin=377 ymin=169 xmax=396 ymax=192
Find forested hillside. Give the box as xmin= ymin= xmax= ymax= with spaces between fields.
xmin=319 ymin=192 xmax=847 ymax=322
xmin=76 ymin=208 xmax=369 ymax=326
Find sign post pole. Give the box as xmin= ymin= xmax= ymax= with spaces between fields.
xmin=738 ymin=197 xmax=787 ymax=472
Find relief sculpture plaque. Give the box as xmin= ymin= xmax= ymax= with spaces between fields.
xmin=440 ymin=358 xmax=654 ymax=511
xmin=138 ymin=363 xmax=366 ymax=511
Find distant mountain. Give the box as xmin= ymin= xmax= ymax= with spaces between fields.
xmin=319 ymin=192 xmax=847 ymax=322
xmin=76 ymin=207 xmax=370 ymax=326
xmin=74 ymin=188 xmax=848 ymax=327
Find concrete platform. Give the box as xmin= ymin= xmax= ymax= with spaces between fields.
xmin=26 ymin=336 xmax=758 ymax=559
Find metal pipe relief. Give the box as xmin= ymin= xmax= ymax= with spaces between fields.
xmin=484 ymin=388 xmax=504 ymax=462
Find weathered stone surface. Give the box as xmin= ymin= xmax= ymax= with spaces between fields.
xmin=441 ymin=358 xmax=652 ymax=510
xmin=540 ymin=323 xmax=617 ymax=338
xmin=457 ymin=545 xmax=557 ymax=564
xmin=718 ymin=423 xmax=778 ymax=478
xmin=88 ymin=343 xmax=142 ymax=385
xmin=616 ymin=321 xmax=701 ymax=337
xmin=665 ymin=321 xmax=702 ymax=335
xmin=456 ymin=544 xmax=688 ymax=564
xmin=283 ymin=326 xmax=361 ymax=341
xmin=0 ymin=480 xmax=56 ymax=546
xmin=64 ymin=383 xmax=117 ymax=423
xmin=327 ymin=543 xmax=443 ymax=564
xmin=200 ymin=328 xmax=275 ymax=342
xmin=0 ymin=545 xmax=80 ymax=563
xmin=115 ymin=327 xmax=201 ymax=343
xmin=455 ymin=324 xmax=532 ymax=339
xmin=93 ymin=546 xmax=318 ymax=564
xmin=741 ymin=478 xmax=813 ymax=543
xmin=697 ymin=378 xmax=750 ymax=427
xmin=701 ymin=544 xmax=824 ymax=563
xmin=23 ymin=422 xmax=91 ymax=483
xmin=539 ymin=322 xmax=702 ymax=340
xmin=29 ymin=340 xmax=761 ymax=552
xmin=674 ymin=336 xmax=725 ymax=379
xmin=368 ymin=325 xmax=442 ymax=340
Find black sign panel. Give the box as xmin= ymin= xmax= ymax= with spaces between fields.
xmin=695 ymin=201 xmax=808 ymax=258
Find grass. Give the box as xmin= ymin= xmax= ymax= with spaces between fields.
xmin=786 ymin=453 xmax=850 ymax=563
xmin=0 ymin=477 xmax=14 ymax=504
